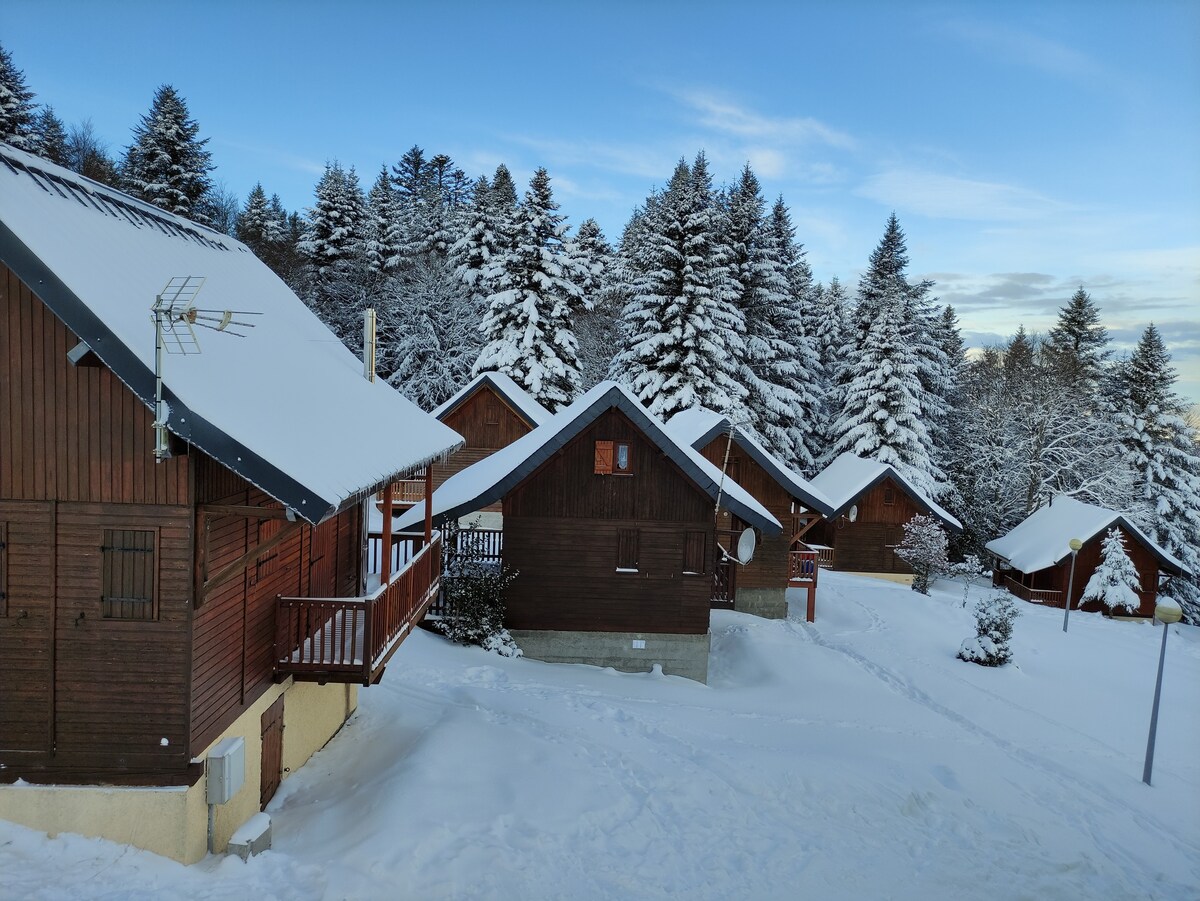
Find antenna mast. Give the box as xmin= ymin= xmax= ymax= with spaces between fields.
xmin=151 ymin=276 xmax=260 ymax=462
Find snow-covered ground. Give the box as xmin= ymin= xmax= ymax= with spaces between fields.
xmin=3 ymin=572 xmax=1197 ymax=900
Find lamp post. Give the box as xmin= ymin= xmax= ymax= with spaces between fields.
xmin=1143 ymin=600 xmax=1183 ymax=786
xmin=1062 ymin=538 xmax=1083 ymax=633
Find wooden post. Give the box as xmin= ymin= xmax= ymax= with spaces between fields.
xmin=807 ymin=584 xmax=816 ymax=624
xmin=381 ymin=483 xmax=394 ymax=583
xmin=424 ymin=466 xmax=434 ymax=548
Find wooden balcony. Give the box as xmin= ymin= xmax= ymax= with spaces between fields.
xmin=1003 ymin=575 xmax=1062 ymax=606
xmin=275 ymin=533 xmax=442 ymax=686
xmin=788 ymin=548 xmax=820 ymax=584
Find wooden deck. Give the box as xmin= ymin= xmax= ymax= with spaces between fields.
xmin=1002 ymin=575 xmax=1062 ymax=605
xmin=275 ymin=533 xmax=442 ymax=685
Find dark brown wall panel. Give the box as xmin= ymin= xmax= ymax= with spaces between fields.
xmin=442 ymin=385 xmax=534 ymax=450
xmin=0 ymin=264 xmax=191 ymax=505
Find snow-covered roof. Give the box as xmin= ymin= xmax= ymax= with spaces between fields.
xmin=665 ymin=407 xmax=833 ymax=517
xmin=0 ymin=144 xmax=463 ymax=524
xmin=394 ymin=381 xmax=782 ymax=535
xmin=431 ymin=370 xmax=551 ymax=428
xmin=810 ymin=452 xmax=962 ymax=531
xmin=985 ymin=496 xmax=1189 ymax=576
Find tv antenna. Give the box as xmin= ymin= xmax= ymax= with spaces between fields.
xmin=151 ymin=276 xmax=261 ymax=462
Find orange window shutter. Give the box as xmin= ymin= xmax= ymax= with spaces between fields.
xmin=594 ymin=440 xmax=614 ymax=474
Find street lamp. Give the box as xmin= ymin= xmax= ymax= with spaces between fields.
xmin=1062 ymin=538 xmax=1083 ymax=633
xmin=1143 ymin=599 xmax=1183 ymax=786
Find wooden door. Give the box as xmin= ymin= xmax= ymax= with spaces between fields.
xmin=711 ymin=530 xmax=737 ymax=609
xmin=260 ymin=693 xmax=285 ymax=809
xmin=0 ymin=505 xmax=54 ymax=753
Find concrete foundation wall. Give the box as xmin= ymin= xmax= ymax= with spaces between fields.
xmin=735 ymin=586 xmax=787 ymax=619
xmin=510 ymin=629 xmax=711 ymax=683
xmin=0 ymin=679 xmax=355 ymax=864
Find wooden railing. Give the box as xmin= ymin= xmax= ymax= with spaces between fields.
xmin=1003 ymin=575 xmax=1062 ymax=605
xmin=366 ymin=531 xmax=420 ymax=575
xmin=428 ymin=528 xmax=505 ymax=619
xmin=377 ymin=478 xmax=427 ymax=506
xmin=807 ymin=544 xmax=835 ymax=569
xmin=276 ymin=533 xmax=442 ymax=685
xmin=788 ymin=549 xmax=820 ymax=583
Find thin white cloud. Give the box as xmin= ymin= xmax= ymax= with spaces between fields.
xmin=676 ymin=90 xmax=857 ymax=151
xmin=214 ymin=137 xmax=325 ymax=176
xmin=939 ymin=19 xmax=1107 ymax=83
xmin=857 ymin=170 xmax=1068 ymax=221
xmin=499 ymin=134 xmax=673 ymax=181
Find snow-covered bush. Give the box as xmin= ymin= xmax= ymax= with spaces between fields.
xmin=949 ymin=554 xmax=988 ymax=609
xmin=437 ymin=522 xmax=521 ymax=657
xmin=958 ymin=589 xmax=1019 ymax=667
xmin=895 ymin=513 xmax=949 ymax=594
xmin=1079 ymin=528 xmax=1141 ymax=614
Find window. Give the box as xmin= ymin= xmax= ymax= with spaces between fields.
xmin=617 ymin=528 xmax=639 ymax=572
xmin=0 ymin=522 xmax=7 ymax=617
xmin=683 ymin=530 xmax=706 ymax=575
xmin=595 ymin=440 xmax=634 ymax=475
xmin=484 ymin=397 xmax=500 ymax=425
xmin=883 ymin=486 xmax=895 ymax=506
xmin=101 ymin=529 xmax=157 ymax=620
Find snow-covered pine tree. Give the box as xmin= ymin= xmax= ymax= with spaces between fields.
xmin=236 ymin=183 xmax=277 ymax=253
xmin=570 ymin=218 xmax=623 ymax=388
xmin=1079 ymin=528 xmax=1142 ymax=614
xmin=365 ymin=165 xmax=402 ymax=279
xmin=727 ymin=172 xmax=818 ymax=470
xmin=382 ymin=256 xmax=480 ymax=408
xmin=1112 ymin=324 xmax=1200 ymax=620
xmin=895 ymin=513 xmax=949 ymax=594
xmin=299 ymin=162 xmax=368 ymax=348
xmin=32 ymin=106 xmax=68 ymax=165
xmin=474 ymin=167 xmax=585 ymax=411
xmin=830 ymin=290 xmax=943 ymax=498
xmin=0 ymin=42 xmax=38 ymax=151
xmin=449 ymin=174 xmax=502 ymax=298
xmin=489 ymin=164 xmax=518 ymax=208
xmin=610 ymin=154 xmax=747 ymax=421
xmin=958 ymin=589 xmax=1019 ymax=667
xmin=812 ymin=276 xmax=850 ymax=464
xmin=1046 ymin=287 xmax=1110 ymax=392
xmin=121 ymin=85 xmax=216 ymax=226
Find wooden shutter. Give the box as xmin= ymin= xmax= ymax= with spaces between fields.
xmin=617 ymin=528 xmax=639 ymax=570
xmin=101 ymin=528 xmax=157 ymax=620
xmin=594 ymin=440 xmax=614 ymax=475
xmin=683 ymin=530 xmax=706 ymax=575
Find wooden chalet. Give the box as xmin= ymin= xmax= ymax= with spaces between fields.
xmin=808 ymin=453 xmax=961 ymax=578
xmin=395 ymin=381 xmax=782 ymax=683
xmin=986 ymin=496 xmax=1189 ymax=618
xmin=665 ymin=408 xmax=834 ymax=621
xmin=382 ymin=372 xmax=549 ymax=513
xmin=0 ymin=144 xmax=462 ymax=862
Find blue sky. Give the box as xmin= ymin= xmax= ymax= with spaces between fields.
xmin=6 ymin=0 xmax=1199 ymax=401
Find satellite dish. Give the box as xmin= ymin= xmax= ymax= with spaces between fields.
xmin=736 ymin=528 xmax=757 ymax=565
xmin=848 ymin=504 xmax=859 ymax=523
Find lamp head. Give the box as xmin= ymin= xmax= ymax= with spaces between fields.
xmin=1155 ymin=601 xmax=1183 ymax=625
xmin=1068 ymin=538 xmax=1083 ymax=553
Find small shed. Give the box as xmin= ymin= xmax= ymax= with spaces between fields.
xmin=397 ymin=382 xmax=781 ymax=682
xmin=665 ymin=407 xmax=833 ymax=620
xmin=986 ymin=496 xmax=1189 ymax=617
xmin=808 ymin=453 xmax=961 ymax=577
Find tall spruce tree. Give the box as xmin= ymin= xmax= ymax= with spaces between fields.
xmin=571 ymin=218 xmax=622 ymax=388
xmin=1112 ymin=324 xmax=1200 ymax=619
xmin=32 ymin=106 xmax=68 ymax=165
xmin=611 ymin=154 xmax=747 ymax=420
xmin=830 ymin=291 xmax=941 ymax=497
xmin=474 ymin=168 xmax=585 ymax=410
xmin=121 ymin=85 xmax=216 ymax=225
xmin=1046 ymin=287 xmax=1110 ymax=391
xmin=299 ymin=162 xmax=367 ymax=348
xmin=365 ymin=165 xmax=402 ymax=278
xmin=236 ymin=183 xmax=285 ymax=264
xmin=0 ymin=42 xmax=38 ymax=151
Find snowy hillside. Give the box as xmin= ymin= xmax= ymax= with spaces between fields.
xmin=2 ymin=572 xmax=1197 ymax=900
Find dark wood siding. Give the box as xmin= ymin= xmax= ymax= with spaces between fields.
xmin=696 ymin=439 xmax=791 ymax=592
xmin=0 ymin=263 xmax=191 ymax=506
xmin=190 ymin=453 xmax=362 ymax=753
xmin=49 ymin=502 xmax=192 ymax=773
xmin=0 ymin=501 xmax=54 ymax=753
xmin=502 ymin=408 xmax=714 ymax=635
xmin=806 ymin=477 xmax=924 ymax=573
xmin=1047 ymin=525 xmax=1163 ymax=617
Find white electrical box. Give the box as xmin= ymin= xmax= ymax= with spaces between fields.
xmin=632 ymin=639 xmax=646 ymax=649
xmin=207 ymin=736 xmax=245 ymax=805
